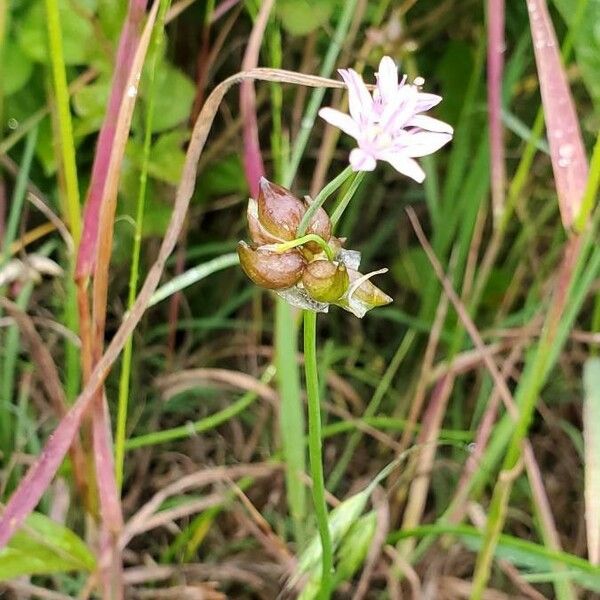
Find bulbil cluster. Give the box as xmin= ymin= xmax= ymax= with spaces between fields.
xmin=238 ymin=178 xmax=392 ymax=318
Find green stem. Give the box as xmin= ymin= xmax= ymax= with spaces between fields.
xmin=275 ymin=300 xmax=307 ymax=546
xmin=275 ymin=0 xmax=359 ymax=552
xmin=125 ymin=365 xmax=276 ymax=449
xmin=44 ymin=0 xmax=82 ymax=404
xmin=297 ymin=165 xmax=353 ymax=236
xmin=284 ymin=0 xmax=359 ymax=186
xmin=1 ymin=128 xmax=38 ymax=263
xmin=303 ymin=310 xmax=333 ymax=598
xmin=574 ymin=130 xmax=600 ymax=232
xmin=330 ymin=171 xmax=366 ymax=229
xmin=265 ymin=234 xmax=333 ymax=260
xmin=44 ymin=0 xmax=81 ymax=244
xmin=115 ymin=0 xmax=171 ymax=490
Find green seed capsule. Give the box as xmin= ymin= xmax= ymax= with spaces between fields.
xmin=302 ymin=260 xmax=349 ymax=302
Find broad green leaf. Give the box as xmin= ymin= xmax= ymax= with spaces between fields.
xmin=97 ymin=0 xmax=128 ymax=41
xmin=18 ymin=0 xmax=96 ymax=65
xmin=583 ymin=357 xmax=600 ymax=565
xmin=553 ymin=0 xmax=600 ymax=110
xmin=276 ymin=0 xmax=338 ymax=36
xmin=0 ymin=512 xmax=95 ymax=581
xmin=293 ymin=489 xmax=370 ymax=584
xmin=126 ymin=130 xmax=187 ymax=185
xmin=35 ymin=117 xmax=57 ymax=176
xmin=73 ymin=76 xmax=111 ymax=137
xmin=3 ymin=37 xmax=33 ymax=96
xmin=149 ymin=64 xmax=195 ymax=132
xmin=148 ymin=130 xmax=189 ymax=184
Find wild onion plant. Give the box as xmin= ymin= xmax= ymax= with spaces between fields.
xmin=7 ymin=1 xmax=599 ymax=596
xmin=237 ymin=56 xmax=452 ymax=598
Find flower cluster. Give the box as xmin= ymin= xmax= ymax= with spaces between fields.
xmin=319 ymin=56 xmax=453 ymax=182
xmin=237 ymin=178 xmax=392 ymax=318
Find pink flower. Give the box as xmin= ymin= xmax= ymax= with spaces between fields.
xmin=319 ymin=56 xmax=453 ymax=183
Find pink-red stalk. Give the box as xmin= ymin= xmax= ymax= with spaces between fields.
xmin=487 ymin=0 xmax=505 ymax=223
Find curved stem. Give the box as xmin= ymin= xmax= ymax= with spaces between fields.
xmin=264 ymin=234 xmax=333 ymax=260
xmin=297 ymin=165 xmax=353 ymax=236
xmin=303 ymin=310 xmax=333 ymax=598
xmin=330 ymin=171 xmax=366 ymax=230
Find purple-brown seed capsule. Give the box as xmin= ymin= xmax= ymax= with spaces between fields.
xmin=237 ymin=241 xmax=306 ymax=290
xmin=257 ymin=178 xmax=307 ymax=242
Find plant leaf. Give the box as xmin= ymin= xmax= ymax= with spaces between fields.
xmin=18 ymin=0 xmax=96 ymax=65
xmin=276 ymin=0 xmax=338 ymax=36
xmin=0 ymin=512 xmax=95 ymax=581
xmin=583 ymin=357 xmax=600 ymax=565
xmin=552 ymin=0 xmax=600 ymax=110
xmin=149 ymin=64 xmax=196 ymax=132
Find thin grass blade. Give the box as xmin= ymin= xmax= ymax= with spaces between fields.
xmin=583 ymin=358 xmax=600 ymax=565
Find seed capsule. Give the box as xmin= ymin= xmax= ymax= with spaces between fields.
xmin=256 ymin=179 xmax=332 ymax=252
xmin=302 ymin=198 xmax=332 ymax=253
xmin=302 ymin=260 xmax=349 ymax=302
xmin=257 ymin=178 xmax=306 ymax=242
xmin=247 ymin=198 xmax=280 ymax=245
xmin=237 ymin=241 xmax=306 ymax=290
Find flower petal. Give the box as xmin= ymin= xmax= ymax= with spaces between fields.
xmin=381 ymin=84 xmax=418 ymax=131
xmin=406 ymin=114 xmax=454 ymax=134
xmin=318 ymin=107 xmax=360 ymax=139
xmin=415 ymin=92 xmax=442 ymax=112
xmin=350 ymin=148 xmax=377 ymax=171
xmin=401 ymin=131 xmax=453 ymax=157
xmin=339 ymin=68 xmax=373 ymax=123
xmin=376 ymin=56 xmax=398 ymax=104
xmin=381 ymin=154 xmax=426 ymax=182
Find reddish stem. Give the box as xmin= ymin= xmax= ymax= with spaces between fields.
xmin=487 ymin=0 xmax=505 ymax=223
xmin=76 ymin=0 xmax=149 ymax=279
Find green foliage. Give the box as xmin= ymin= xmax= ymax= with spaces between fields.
xmin=148 ymin=64 xmax=196 ymax=132
xmin=198 ymin=153 xmax=249 ymax=198
xmin=434 ymin=41 xmax=476 ymax=124
xmin=334 ymin=511 xmax=377 ymax=584
xmin=72 ymin=76 xmax=112 ymax=137
xmin=276 ymin=0 xmax=338 ymax=36
xmin=1 ymin=0 xmax=599 ymax=597
xmin=2 ymin=38 xmax=33 ymax=95
xmin=128 ymin=130 xmax=189 ymax=185
xmin=18 ymin=0 xmax=97 ymax=65
xmin=553 ymin=0 xmax=600 ymax=111
xmin=393 ymin=524 xmax=600 ymax=593
xmin=391 ymin=247 xmax=430 ymax=294
xmin=0 ymin=513 xmax=95 ymax=580
xmin=583 ymin=357 xmax=600 ymax=565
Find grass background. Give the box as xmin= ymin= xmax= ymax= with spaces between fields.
xmin=1 ymin=0 xmax=600 ymax=597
